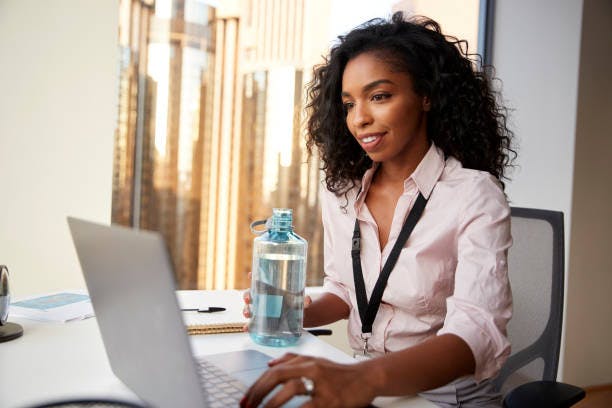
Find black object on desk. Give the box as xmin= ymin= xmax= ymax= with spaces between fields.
xmin=0 ymin=322 xmax=24 ymax=343
xmin=0 ymin=265 xmax=24 ymax=343
xmin=26 ymin=398 xmax=147 ymax=408
xmin=307 ymin=329 xmax=333 ymax=336
xmin=180 ymin=307 xmax=226 ymax=313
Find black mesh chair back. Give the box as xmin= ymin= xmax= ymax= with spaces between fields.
xmin=493 ymin=207 xmax=564 ymax=395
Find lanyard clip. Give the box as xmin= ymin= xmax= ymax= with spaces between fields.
xmin=352 ymin=237 xmax=360 ymax=252
xmin=353 ymin=332 xmax=373 ymax=360
xmin=360 ymin=332 xmax=372 ymax=355
xmin=351 ymin=219 xmax=361 ymax=254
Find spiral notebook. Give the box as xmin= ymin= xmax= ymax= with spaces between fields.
xmin=177 ymin=290 xmax=247 ymax=335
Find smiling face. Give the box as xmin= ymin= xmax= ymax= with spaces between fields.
xmin=341 ymin=52 xmax=430 ymax=169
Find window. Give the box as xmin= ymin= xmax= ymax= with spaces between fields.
xmin=113 ymin=0 xmax=489 ymax=289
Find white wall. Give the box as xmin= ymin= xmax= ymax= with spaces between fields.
xmin=494 ymin=0 xmax=612 ymax=387
xmin=494 ymin=0 xmax=582 ymax=215
xmin=493 ymin=0 xmax=582 ymax=382
xmin=564 ymin=0 xmax=612 ymax=387
xmin=0 ymin=1 xmax=118 ymax=297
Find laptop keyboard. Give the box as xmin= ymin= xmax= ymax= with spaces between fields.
xmin=196 ymin=357 xmax=247 ymax=407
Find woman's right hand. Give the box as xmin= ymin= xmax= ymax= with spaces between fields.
xmin=242 ymin=272 xmax=312 ymax=331
xmin=242 ymin=288 xmax=253 ymax=330
xmin=242 ymin=271 xmax=253 ymax=331
xmin=241 ymin=353 xmax=377 ymax=408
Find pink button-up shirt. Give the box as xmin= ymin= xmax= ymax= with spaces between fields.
xmin=321 ymin=143 xmax=512 ymax=381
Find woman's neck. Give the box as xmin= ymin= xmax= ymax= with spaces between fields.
xmin=375 ymin=141 xmax=430 ymax=187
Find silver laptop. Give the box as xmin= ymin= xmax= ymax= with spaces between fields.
xmin=68 ymin=217 xmax=304 ymax=408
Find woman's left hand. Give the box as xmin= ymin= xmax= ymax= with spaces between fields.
xmin=240 ymin=353 xmax=377 ymax=408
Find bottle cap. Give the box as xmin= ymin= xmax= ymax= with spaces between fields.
xmin=271 ymin=208 xmax=293 ymax=230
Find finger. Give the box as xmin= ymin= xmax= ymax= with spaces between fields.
xmin=263 ymin=379 xmax=304 ymax=408
xmin=244 ymin=370 xmax=281 ymax=408
xmin=248 ymin=271 xmax=252 ymax=279
xmin=304 ymin=295 xmax=312 ymax=308
xmin=243 ymin=290 xmax=252 ymax=304
xmin=244 ymin=362 xmax=314 ymax=408
xmin=272 ymin=354 xmax=316 ymax=368
xmin=299 ymin=401 xmax=316 ymax=408
xmin=268 ymin=352 xmax=300 ymax=366
xmin=243 ymin=304 xmax=252 ymax=318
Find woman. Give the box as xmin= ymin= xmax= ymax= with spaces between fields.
xmin=242 ymin=12 xmax=515 ymax=408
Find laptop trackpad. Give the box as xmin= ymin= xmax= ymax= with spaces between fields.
xmin=204 ymin=349 xmax=272 ymax=376
xmin=204 ymin=349 xmax=309 ymax=407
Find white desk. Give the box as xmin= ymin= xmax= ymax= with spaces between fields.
xmin=0 ymin=309 xmax=434 ymax=408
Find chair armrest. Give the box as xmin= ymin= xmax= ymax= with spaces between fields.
xmin=503 ymin=380 xmax=585 ymax=408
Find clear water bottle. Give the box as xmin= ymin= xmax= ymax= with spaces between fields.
xmin=249 ymin=208 xmax=307 ymax=347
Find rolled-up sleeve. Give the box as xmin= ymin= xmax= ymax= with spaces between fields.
xmin=438 ymin=175 xmax=513 ymax=381
xmin=320 ymin=189 xmax=351 ymax=306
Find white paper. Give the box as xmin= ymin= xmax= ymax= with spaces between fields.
xmin=176 ymin=289 xmax=244 ymax=310
xmin=10 ymin=289 xmax=94 ymax=322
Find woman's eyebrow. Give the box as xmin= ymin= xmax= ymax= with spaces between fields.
xmin=341 ymin=79 xmax=395 ymax=97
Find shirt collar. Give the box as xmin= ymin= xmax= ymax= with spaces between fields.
xmin=408 ymin=142 xmax=446 ymax=199
xmin=354 ymin=142 xmax=446 ymax=212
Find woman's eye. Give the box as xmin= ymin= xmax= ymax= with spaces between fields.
xmin=372 ymin=93 xmax=390 ymax=102
xmin=342 ymin=102 xmax=354 ymax=111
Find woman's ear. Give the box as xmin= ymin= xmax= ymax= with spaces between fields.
xmin=422 ymin=96 xmax=431 ymax=112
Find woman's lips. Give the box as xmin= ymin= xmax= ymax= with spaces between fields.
xmin=359 ymin=132 xmax=385 ymax=152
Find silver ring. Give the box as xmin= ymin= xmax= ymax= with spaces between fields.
xmin=300 ymin=376 xmax=315 ymax=396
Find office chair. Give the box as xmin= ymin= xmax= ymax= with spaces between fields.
xmin=493 ymin=207 xmax=585 ymax=408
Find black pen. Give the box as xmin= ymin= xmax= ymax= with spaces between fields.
xmin=180 ymin=307 xmax=226 ymax=313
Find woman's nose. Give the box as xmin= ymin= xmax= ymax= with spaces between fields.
xmin=350 ymin=103 xmax=372 ymax=128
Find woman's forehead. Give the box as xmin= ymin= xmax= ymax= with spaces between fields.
xmin=342 ymin=52 xmax=413 ymax=90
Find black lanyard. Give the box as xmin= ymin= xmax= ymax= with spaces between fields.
xmin=351 ymin=192 xmax=428 ymax=338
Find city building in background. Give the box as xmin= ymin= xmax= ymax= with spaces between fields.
xmin=114 ymin=0 xmax=216 ymax=289
xmin=112 ymin=0 xmax=482 ymax=290
xmin=233 ymin=0 xmax=333 ymax=289
xmin=113 ymin=0 xmax=331 ymax=290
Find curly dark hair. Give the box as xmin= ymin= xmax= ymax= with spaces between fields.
xmin=305 ymin=12 xmax=515 ymax=196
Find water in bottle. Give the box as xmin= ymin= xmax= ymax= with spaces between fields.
xmin=249 ymin=208 xmax=307 ymax=347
